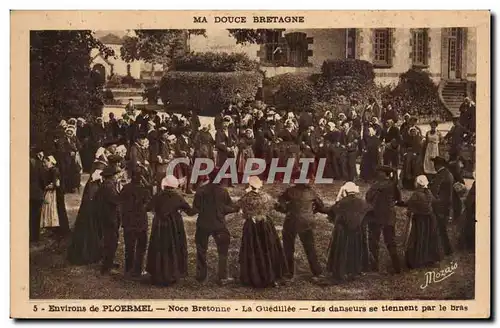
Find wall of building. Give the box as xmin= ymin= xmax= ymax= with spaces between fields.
xmin=466 ymin=27 xmax=477 ymax=81
xmin=284 ymin=29 xmax=346 ymax=68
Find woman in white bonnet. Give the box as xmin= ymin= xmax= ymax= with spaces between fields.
xmin=40 ymin=155 xmax=70 ymax=241
xmin=145 ymin=175 xmax=197 ymax=286
xmin=326 ymin=181 xmax=372 ymax=284
xmin=404 ymin=175 xmax=441 ymax=269
xmin=237 ymin=176 xmax=288 ymax=288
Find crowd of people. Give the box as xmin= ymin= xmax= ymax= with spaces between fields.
xmin=29 ymin=95 xmax=477 ymax=288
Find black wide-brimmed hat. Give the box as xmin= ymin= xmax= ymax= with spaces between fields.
xmin=103 ymin=139 xmax=119 ymax=148
xmin=431 ymin=156 xmax=448 ymax=166
xmin=107 ymin=154 xmax=122 ymax=164
xmin=377 ymin=165 xmax=395 ymax=175
xmin=101 ymin=166 xmax=120 ymax=177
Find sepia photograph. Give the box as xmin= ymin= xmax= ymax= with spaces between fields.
xmin=11 ymin=10 xmax=490 ymax=319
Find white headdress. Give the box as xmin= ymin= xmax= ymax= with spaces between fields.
xmin=415 ymin=175 xmax=429 ymax=188
xmin=335 ymin=181 xmax=360 ymax=202
xmin=91 ymin=169 xmax=103 ymax=182
xmin=161 ymin=175 xmax=179 ymax=189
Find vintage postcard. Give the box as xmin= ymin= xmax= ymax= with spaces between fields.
xmin=11 ymin=10 xmax=490 ymax=319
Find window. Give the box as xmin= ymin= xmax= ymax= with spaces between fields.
xmin=264 ymin=30 xmax=287 ymax=65
xmin=412 ymin=29 xmax=429 ymax=67
xmin=346 ymin=29 xmax=357 ymax=59
xmin=373 ymin=29 xmax=391 ymax=67
xmin=286 ymin=32 xmax=308 ymax=67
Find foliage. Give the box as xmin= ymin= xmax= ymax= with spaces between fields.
xmin=314 ymin=76 xmax=380 ymax=110
xmin=173 ymin=52 xmax=259 ymax=72
xmin=120 ymin=29 xmax=206 ymax=71
xmin=30 ymin=30 xmax=114 ymax=148
xmin=264 ymin=73 xmax=316 ymax=111
xmin=320 ymin=59 xmax=375 ymax=83
xmin=160 ymin=71 xmax=263 ymax=115
xmin=226 ymin=29 xmax=273 ymax=45
xmin=385 ymin=68 xmax=448 ymax=118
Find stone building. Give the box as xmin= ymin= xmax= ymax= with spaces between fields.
xmin=188 ymin=28 xmax=477 ymax=116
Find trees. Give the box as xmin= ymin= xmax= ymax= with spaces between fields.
xmin=30 ymin=30 xmax=113 ymax=148
xmin=120 ymin=29 xmax=206 ymax=71
xmin=226 ymin=29 xmax=273 ymax=45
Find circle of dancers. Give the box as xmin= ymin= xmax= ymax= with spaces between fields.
xmin=29 ymin=96 xmax=477 ymax=287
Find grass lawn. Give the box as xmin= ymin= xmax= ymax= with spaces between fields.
xmin=29 ymin=175 xmax=475 ymax=300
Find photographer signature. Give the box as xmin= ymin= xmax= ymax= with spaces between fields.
xmin=420 ymin=261 xmax=458 ymax=289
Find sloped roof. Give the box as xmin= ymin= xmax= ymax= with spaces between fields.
xmin=99 ymin=33 xmax=124 ymax=45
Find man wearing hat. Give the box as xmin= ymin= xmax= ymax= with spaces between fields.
xmin=429 ymin=156 xmax=454 ymax=256
xmin=381 ymin=118 xmax=401 ymax=170
xmin=129 ymin=133 xmax=152 ymax=190
xmin=125 ymin=98 xmax=136 ymax=116
xmin=155 ymin=127 xmax=172 ymax=186
xmin=90 ymin=117 xmax=106 ymax=151
xmin=94 ymin=166 xmax=123 ymax=275
xmin=340 ymin=119 xmax=360 ymax=181
xmin=444 ymin=117 xmax=470 ymax=161
xmin=215 ymin=117 xmax=237 ymax=172
xmin=30 ymin=147 xmax=46 ymax=243
xmin=365 ymin=165 xmax=402 ymax=274
xmin=276 ymin=181 xmax=327 ymax=283
xmin=459 ymin=96 xmax=476 ymax=133
xmin=119 ymin=169 xmax=152 ymax=278
xmin=298 ymin=108 xmax=314 ymax=136
xmin=191 ymin=171 xmax=240 ymax=285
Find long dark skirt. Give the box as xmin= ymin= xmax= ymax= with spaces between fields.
xmin=405 ymin=214 xmax=441 ymax=269
xmin=360 ymin=150 xmax=379 ymax=182
xmin=239 ymin=218 xmax=288 ymax=288
xmin=67 ymin=181 xmax=102 ymax=265
xmin=146 ymin=213 xmax=188 ymax=286
xmin=55 ymin=188 xmax=70 ymax=236
xmin=326 ymin=223 xmax=364 ymax=281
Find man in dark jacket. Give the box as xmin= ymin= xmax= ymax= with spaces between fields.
xmin=429 ymin=156 xmax=454 ymax=256
xmin=365 ymin=166 xmax=402 ymax=274
xmin=340 ymin=120 xmax=360 ymax=181
xmin=444 ymin=117 xmax=469 ymax=161
xmin=276 ymin=182 xmax=326 ymax=282
xmin=95 ymin=166 xmax=122 ymax=275
xmin=192 ymin=174 xmax=239 ymax=285
xmin=215 ymin=118 xmax=237 ymax=169
xmin=119 ymin=170 xmax=152 ymax=278
xmin=30 ymin=148 xmax=46 ymax=243
xmin=381 ymin=119 xmax=402 ymax=170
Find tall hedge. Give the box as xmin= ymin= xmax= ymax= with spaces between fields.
xmin=263 ymin=73 xmax=316 ymax=111
xmin=173 ymin=52 xmax=259 ymax=72
xmin=321 ymin=59 xmax=375 ymax=83
xmin=160 ymin=71 xmax=263 ymax=115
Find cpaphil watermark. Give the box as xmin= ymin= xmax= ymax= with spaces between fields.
xmin=166 ymin=157 xmax=334 ymax=184
xmin=420 ymin=261 xmax=458 ymax=289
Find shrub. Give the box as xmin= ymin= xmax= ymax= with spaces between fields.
xmin=263 ymin=73 xmax=316 ymax=111
xmin=386 ymin=68 xmax=448 ymax=119
xmin=314 ymin=76 xmax=380 ymax=113
xmin=160 ymin=71 xmax=263 ymax=115
xmin=321 ymin=59 xmax=375 ymax=83
xmin=173 ymin=52 xmax=259 ymax=72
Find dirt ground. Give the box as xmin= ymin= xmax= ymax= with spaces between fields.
xmin=29 ymin=174 xmax=475 ymax=300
